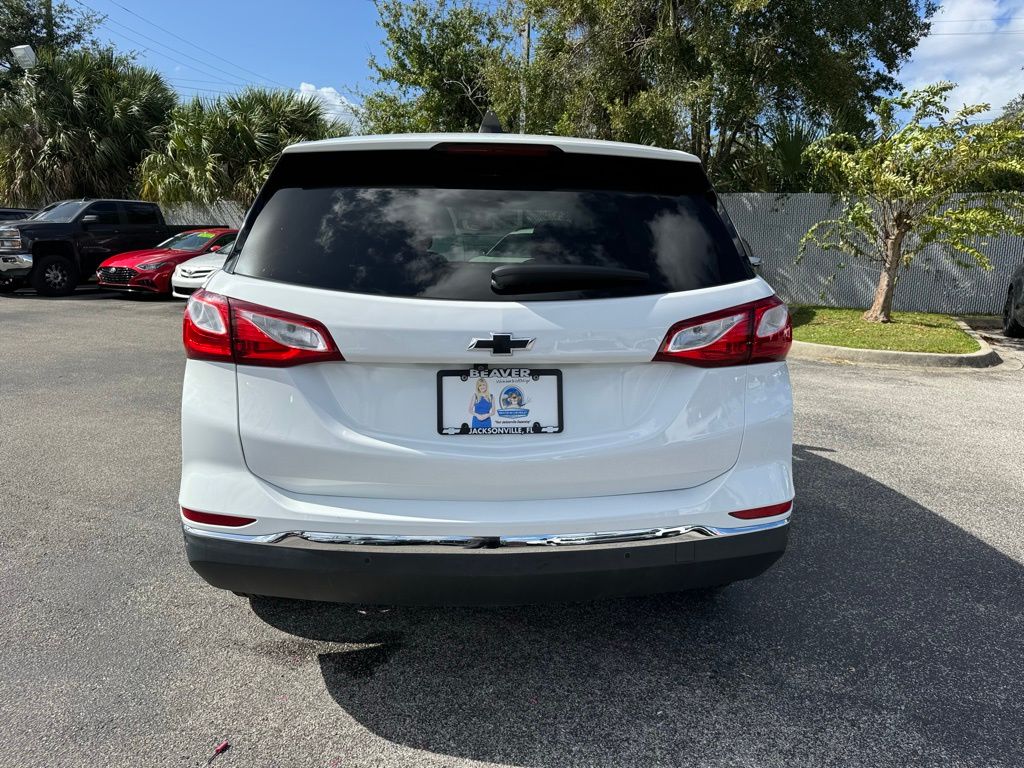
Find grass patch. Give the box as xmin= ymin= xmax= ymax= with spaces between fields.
xmin=791 ymin=306 xmax=980 ymax=354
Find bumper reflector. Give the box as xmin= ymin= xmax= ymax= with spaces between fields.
xmin=181 ymin=507 xmax=256 ymax=527
xmin=729 ymin=500 xmax=793 ymax=520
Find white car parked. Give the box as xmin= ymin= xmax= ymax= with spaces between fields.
xmin=171 ymin=240 xmax=234 ymax=298
xmin=179 ymin=133 xmax=794 ymax=605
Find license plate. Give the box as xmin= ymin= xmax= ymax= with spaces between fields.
xmin=437 ymin=367 xmax=563 ymax=435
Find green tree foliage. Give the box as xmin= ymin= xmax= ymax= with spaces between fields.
xmin=139 ymin=89 xmax=348 ymax=205
xmin=360 ymin=0 xmax=510 ymax=133
xmin=1003 ymin=93 xmax=1024 ymax=122
xmin=360 ymin=0 xmax=936 ymax=185
xmin=0 ymin=48 xmax=175 ymax=206
xmin=718 ymin=117 xmax=825 ymax=192
xmin=520 ymin=0 xmax=935 ymax=178
xmin=800 ymin=83 xmax=1024 ymax=323
xmin=986 ymin=93 xmax=1024 ymax=192
xmin=0 ymin=0 xmax=103 ymax=92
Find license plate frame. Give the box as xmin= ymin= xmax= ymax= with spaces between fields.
xmin=436 ymin=366 xmax=563 ymax=436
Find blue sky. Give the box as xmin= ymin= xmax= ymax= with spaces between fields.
xmin=85 ymin=0 xmax=1024 ymax=123
xmin=85 ymin=0 xmax=383 ymax=119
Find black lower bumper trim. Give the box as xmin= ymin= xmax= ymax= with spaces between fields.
xmin=184 ymin=525 xmax=789 ymax=606
xmin=98 ymin=284 xmax=159 ymax=293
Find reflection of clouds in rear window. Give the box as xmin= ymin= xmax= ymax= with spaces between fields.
xmin=649 ymin=204 xmax=716 ymax=288
xmin=310 ymin=188 xmax=448 ymax=294
xmin=316 ymin=190 xmax=346 ymax=253
xmin=318 ymin=188 xmax=444 ymax=256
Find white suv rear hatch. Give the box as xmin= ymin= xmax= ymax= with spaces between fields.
xmin=200 ymin=137 xmax=775 ymax=502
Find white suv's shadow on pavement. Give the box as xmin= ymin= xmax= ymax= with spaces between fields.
xmin=250 ymin=444 xmax=1024 ymax=768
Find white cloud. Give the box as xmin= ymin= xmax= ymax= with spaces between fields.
xmin=298 ymin=82 xmax=359 ymax=127
xmin=902 ymin=0 xmax=1024 ymax=118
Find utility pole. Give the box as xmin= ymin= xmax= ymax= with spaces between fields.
xmin=519 ymin=11 xmax=530 ymax=134
xmin=44 ymin=0 xmax=55 ymax=48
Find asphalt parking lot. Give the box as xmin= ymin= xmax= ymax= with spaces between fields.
xmin=1 ymin=289 xmax=1023 ymax=768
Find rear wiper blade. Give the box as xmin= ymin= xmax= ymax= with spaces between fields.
xmin=490 ymin=264 xmax=649 ymax=294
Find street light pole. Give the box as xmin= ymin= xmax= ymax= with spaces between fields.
xmin=519 ymin=12 xmax=530 ymax=134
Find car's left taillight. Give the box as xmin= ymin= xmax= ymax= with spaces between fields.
xmin=653 ymin=295 xmax=792 ymax=367
xmin=183 ymin=288 xmax=343 ymax=367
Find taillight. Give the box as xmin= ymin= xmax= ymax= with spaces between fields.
xmin=181 ymin=507 xmax=256 ymax=527
xmin=230 ymin=298 xmax=343 ymax=367
xmin=183 ymin=289 xmax=231 ymax=361
xmin=183 ymin=289 xmax=343 ymax=367
xmin=729 ymin=500 xmax=793 ymax=520
xmin=654 ymin=295 xmax=792 ymax=367
xmin=749 ymin=298 xmax=792 ymax=363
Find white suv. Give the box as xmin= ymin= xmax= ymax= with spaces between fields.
xmin=179 ymin=133 xmax=793 ymax=605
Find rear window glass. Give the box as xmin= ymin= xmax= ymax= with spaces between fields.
xmin=124 ymin=203 xmax=160 ymax=225
xmin=231 ymin=149 xmax=752 ymax=301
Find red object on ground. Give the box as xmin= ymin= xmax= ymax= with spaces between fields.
xmin=207 ymin=740 xmax=230 ymax=764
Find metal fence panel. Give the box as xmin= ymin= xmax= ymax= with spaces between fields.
xmin=721 ymin=193 xmax=1024 ymax=315
xmin=164 ymin=201 xmax=246 ymax=228
xmin=166 ymin=194 xmax=1023 ymax=315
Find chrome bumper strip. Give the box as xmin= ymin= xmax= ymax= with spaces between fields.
xmin=182 ymin=517 xmax=789 ymax=548
xmin=0 ymin=252 xmax=32 ymax=275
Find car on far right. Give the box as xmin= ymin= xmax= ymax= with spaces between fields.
xmin=1004 ymin=263 xmax=1024 ymax=337
xmin=171 ymin=240 xmax=234 ymax=298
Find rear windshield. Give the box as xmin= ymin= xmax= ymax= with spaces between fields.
xmin=231 ymin=149 xmax=753 ymax=301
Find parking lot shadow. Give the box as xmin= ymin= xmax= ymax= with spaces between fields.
xmin=252 ymin=445 xmax=1024 ymax=767
xmin=0 ymin=286 xmax=123 ymax=301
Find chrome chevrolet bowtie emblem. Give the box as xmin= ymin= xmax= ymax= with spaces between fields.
xmin=468 ymin=333 xmax=535 ymax=356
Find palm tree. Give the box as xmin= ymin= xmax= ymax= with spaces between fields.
xmin=0 ymin=49 xmax=175 ymax=206
xmin=761 ymin=117 xmax=823 ymax=193
xmin=140 ymin=89 xmax=348 ymax=205
xmin=717 ymin=117 xmax=824 ymax=193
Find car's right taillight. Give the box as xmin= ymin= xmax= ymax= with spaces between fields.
xmin=183 ymin=288 xmax=343 ymax=367
xmin=183 ymin=289 xmax=232 ymax=362
xmin=654 ymin=295 xmax=792 ymax=367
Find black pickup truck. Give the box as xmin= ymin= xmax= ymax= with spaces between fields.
xmin=0 ymin=199 xmax=223 ymax=296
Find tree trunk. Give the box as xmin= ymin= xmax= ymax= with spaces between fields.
xmin=45 ymin=0 xmax=55 ymax=47
xmin=863 ymin=233 xmax=904 ymax=323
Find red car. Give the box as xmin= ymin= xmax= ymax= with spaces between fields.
xmin=96 ymin=228 xmax=237 ymax=295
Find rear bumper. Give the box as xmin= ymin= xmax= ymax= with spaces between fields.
xmin=183 ymin=519 xmax=789 ymax=606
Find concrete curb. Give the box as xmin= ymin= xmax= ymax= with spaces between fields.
xmin=789 ymin=320 xmax=1001 ymax=368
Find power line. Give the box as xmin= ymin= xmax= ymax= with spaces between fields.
xmin=168 ymin=77 xmax=250 ymax=86
xmin=174 ymin=91 xmax=229 ymax=97
xmin=169 ymin=82 xmax=239 ymax=95
xmin=70 ymin=0 xmax=279 ymax=92
xmin=98 ymin=23 xmax=253 ymax=88
xmin=69 ymin=0 xmax=254 ymax=88
xmin=93 ymin=0 xmax=293 ymax=89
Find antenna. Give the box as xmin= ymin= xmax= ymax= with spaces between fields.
xmin=478 ymin=110 xmax=504 ymax=134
